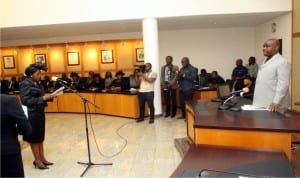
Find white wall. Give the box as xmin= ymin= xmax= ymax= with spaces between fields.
xmin=0 ymin=0 xmax=291 ymax=28
xmin=159 ymin=27 xmax=255 ymax=79
xmin=254 ymin=13 xmax=292 ymax=64
xmin=157 ymin=13 xmax=292 ymax=80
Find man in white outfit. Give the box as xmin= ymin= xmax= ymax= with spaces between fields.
xmin=253 ymin=39 xmax=291 ymax=113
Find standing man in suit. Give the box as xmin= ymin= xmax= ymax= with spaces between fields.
xmin=161 ymin=56 xmax=179 ymax=118
xmin=177 ymin=57 xmax=197 ymax=119
xmin=1 ymin=94 xmax=32 ymax=177
xmin=231 ymin=59 xmax=248 ymax=91
xmin=253 ymin=39 xmax=291 ymax=113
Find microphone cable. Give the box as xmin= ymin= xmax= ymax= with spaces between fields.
xmin=86 ymin=103 xmax=134 ymax=158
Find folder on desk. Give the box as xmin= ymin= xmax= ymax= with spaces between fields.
xmin=241 ymin=105 xmax=268 ymax=111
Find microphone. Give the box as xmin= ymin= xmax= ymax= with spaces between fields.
xmin=218 ymin=95 xmax=236 ymax=110
xmin=219 ymin=87 xmax=250 ymax=110
xmin=51 ymin=76 xmax=69 ymax=85
xmin=230 ymin=87 xmax=250 ymax=96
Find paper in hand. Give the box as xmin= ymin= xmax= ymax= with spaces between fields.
xmin=50 ymin=86 xmax=65 ymax=97
xmin=21 ymin=105 xmax=28 ymax=119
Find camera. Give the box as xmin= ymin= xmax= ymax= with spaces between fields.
xmin=135 ymin=65 xmax=146 ymax=73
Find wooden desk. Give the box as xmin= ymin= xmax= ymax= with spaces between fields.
xmin=161 ymin=88 xmax=217 ymax=107
xmin=170 ymin=145 xmax=295 ymax=177
xmin=193 ymin=88 xmax=217 ymax=100
xmin=186 ymin=99 xmax=300 ymax=159
xmin=43 ymin=91 xmax=147 ymax=119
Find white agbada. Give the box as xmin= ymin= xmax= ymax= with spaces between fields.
xmin=253 ymin=53 xmax=290 ymax=112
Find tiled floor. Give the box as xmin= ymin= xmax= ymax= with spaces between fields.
xmin=21 ymin=113 xmax=186 ymax=178
xmin=20 ymin=113 xmax=300 ymax=178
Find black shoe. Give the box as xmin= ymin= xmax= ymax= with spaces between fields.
xmin=171 ymin=114 xmax=176 ymax=118
xmin=164 ymin=114 xmax=170 ymax=118
xmin=43 ymin=161 xmax=54 ymax=166
xmin=136 ymin=119 xmax=144 ymax=123
xmin=33 ymin=161 xmax=49 ymax=169
xmin=149 ymin=120 xmax=154 ymax=124
xmin=177 ymin=116 xmax=185 ymax=119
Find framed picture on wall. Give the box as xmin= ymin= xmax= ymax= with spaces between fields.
xmin=35 ymin=54 xmax=46 ymax=64
xmin=136 ymin=48 xmax=144 ymax=62
xmin=67 ymin=52 xmax=79 ymax=65
xmin=3 ymin=56 xmax=15 ymax=69
xmin=101 ymin=50 xmax=113 ymax=63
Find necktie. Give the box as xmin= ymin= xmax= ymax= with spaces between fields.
xmin=264 ymin=57 xmax=271 ymax=64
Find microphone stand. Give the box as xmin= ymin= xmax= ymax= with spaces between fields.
xmin=56 ymin=81 xmax=112 ymax=177
xmin=218 ymin=94 xmax=236 ymax=110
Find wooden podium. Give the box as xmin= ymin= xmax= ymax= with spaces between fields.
xmin=185 ymin=98 xmax=300 ymax=159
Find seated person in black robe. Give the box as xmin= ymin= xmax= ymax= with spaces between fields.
xmin=208 ymin=71 xmax=225 ymax=88
xmin=70 ymin=72 xmax=81 ymax=90
xmin=199 ymin=68 xmax=211 ymax=87
xmin=89 ymin=73 xmax=104 ymax=91
xmin=85 ymin=71 xmax=94 ymax=88
xmin=108 ymin=70 xmax=129 ymax=92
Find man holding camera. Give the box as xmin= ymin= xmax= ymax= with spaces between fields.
xmin=161 ymin=56 xmax=179 ymax=118
xmin=135 ymin=63 xmax=157 ymax=124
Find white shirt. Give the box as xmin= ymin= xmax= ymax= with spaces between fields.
xmin=164 ymin=66 xmax=171 ymax=82
xmin=139 ymin=71 xmax=157 ymax=92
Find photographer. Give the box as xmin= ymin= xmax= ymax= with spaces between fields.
xmin=135 ymin=63 xmax=157 ymax=124
xmin=19 ymin=63 xmax=54 ymax=170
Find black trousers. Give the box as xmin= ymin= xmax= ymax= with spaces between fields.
xmin=179 ymin=89 xmax=194 ymax=117
xmin=1 ymin=153 xmax=25 ymax=178
xmin=163 ymin=88 xmax=177 ymax=116
xmin=138 ymin=92 xmax=155 ymax=120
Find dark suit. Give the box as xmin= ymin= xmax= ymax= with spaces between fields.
xmin=1 ymin=94 xmax=32 ymax=177
xmin=161 ymin=64 xmax=179 ymax=117
xmin=20 ymin=77 xmax=47 ymax=143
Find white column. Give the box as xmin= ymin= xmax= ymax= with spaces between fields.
xmin=142 ymin=18 xmax=162 ymax=115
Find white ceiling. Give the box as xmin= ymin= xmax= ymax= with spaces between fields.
xmin=0 ymin=12 xmax=288 ymax=44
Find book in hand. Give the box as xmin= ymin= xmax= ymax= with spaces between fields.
xmin=50 ymin=86 xmax=65 ymax=97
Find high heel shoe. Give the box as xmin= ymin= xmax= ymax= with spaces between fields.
xmin=33 ymin=161 xmax=49 ymax=169
xmin=43 ymin=161 xmax=54 ymax=166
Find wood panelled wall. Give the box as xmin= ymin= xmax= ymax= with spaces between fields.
xmin=0 ymin=39 xmax=144 ymax=79
xmin=292 ymin=0 xmax=300 ymax=112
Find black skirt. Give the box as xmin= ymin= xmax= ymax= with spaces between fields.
xmin=23 ymin=110 xmax=45 ymax=143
